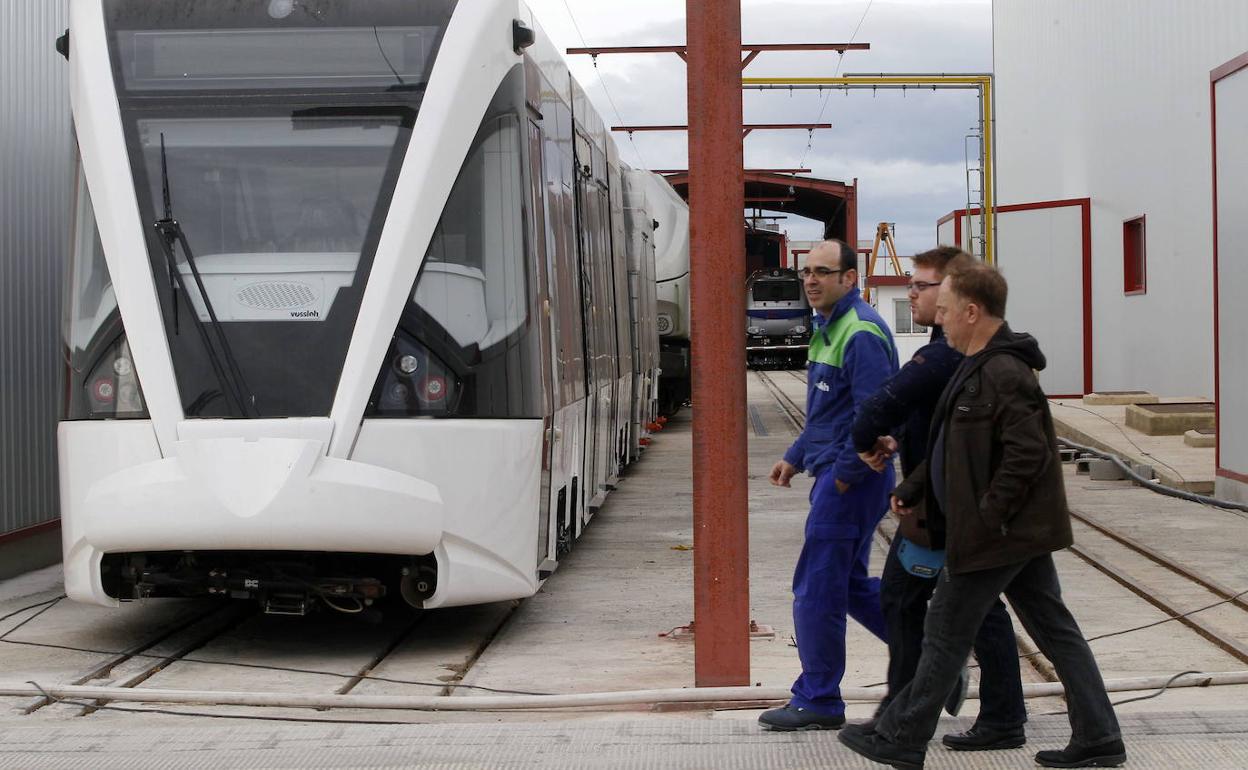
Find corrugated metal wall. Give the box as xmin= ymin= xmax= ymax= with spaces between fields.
xmin=1 ymin=0 xmax=70 ymax=537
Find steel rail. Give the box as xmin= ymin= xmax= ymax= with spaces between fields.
xmin=11 ymin=602 xmax=249 ymax=715
xmin=754 ymin=370 xmax=805 ymax=432
xmin=1068 ymin=508 xmax=1248 ymax=614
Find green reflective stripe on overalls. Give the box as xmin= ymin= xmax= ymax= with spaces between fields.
xmin=807 ymin=308 xmax=892 ymax=368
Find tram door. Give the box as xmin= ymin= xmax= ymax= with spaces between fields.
xmin=573 ymin=129 xmax=600 ymax=524
xmin=527 ymin=115 xmax=556 ymax=569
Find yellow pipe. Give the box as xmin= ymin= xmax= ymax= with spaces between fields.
xmin=742 ymin=75 xmax=996 ymax=264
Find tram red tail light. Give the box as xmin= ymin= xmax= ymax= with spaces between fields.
xmin=78 ymin=335 xmax=148 ymax=419
xmin=92 ymin=378 xmax=116 ymax=403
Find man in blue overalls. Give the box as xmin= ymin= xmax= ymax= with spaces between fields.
xmin=760 ymin=239 xmax=899 ymax=731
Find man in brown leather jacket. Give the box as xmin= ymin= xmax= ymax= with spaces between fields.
xmin=839 ymin=262 xmax=1125 ymax=770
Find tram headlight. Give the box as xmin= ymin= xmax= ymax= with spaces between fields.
xmin=83 ymin=335 xmax=148 ymax=418
xmin=792 ymin=325 xmax=808 ymax=335
xmin=369 ymin=334 xmax=459 ymax=417
xmin=396 ymin=354 xmax=420 ymax=375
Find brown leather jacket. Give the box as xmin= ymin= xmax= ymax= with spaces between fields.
xmin=893 ymin=323 xmax=1073 ymax=574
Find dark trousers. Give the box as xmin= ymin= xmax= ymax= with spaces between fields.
xmin=790 ymin=470 xmax=892 ymax=715
xmin=877 ymin=553 xmax=1121 ymax=752
xmin=879 ymin=535 xmax=1027 ymax=729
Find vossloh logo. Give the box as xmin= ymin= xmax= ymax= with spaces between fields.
xmin=290 ymin=310 xmax=320 ymax=319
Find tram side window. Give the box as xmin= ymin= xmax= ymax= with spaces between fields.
xmin=416 ymin=116 xmax=527 ymax=350
xmin=65 ymin=168 xmax=117 ymax=371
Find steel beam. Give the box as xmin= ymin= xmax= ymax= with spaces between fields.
xmin=652 ymin=168 xmax=810 ymax=175
xmin=612 ymin=123 xmax=832 ymax=133
xmin=686 ymin=0 xmax=749 ymax=687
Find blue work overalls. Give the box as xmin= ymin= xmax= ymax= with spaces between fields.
xmin=782 ymin=287 xmax=898 ymax=715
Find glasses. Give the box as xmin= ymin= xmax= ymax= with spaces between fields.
xmin=799 ymin=267 xmax=844 ymax=279
xmin=907 ymin=280 xmax=941 ymax=293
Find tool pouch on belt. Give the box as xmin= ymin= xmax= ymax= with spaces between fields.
xmin=896 ymin=500 xmax=933 ymax=548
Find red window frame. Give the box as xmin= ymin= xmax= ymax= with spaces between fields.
xmin=1123 ymin=215 xmax=1147 ymax=295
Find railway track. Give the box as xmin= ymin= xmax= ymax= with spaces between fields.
xmin=752 ymin=369 xmax=1248 ymax=673
xmin=3 ymin=594 xmax=523 ymax=721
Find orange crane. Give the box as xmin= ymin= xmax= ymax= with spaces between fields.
xmin=862 ymin=222 xmax=904 ymax=303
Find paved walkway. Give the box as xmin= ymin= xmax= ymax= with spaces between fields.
xmin=2 ymin=710 xmax=1247 ymax=769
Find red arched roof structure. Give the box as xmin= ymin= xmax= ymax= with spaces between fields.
xmin=661 ymin=171 xmax=858 ymax=248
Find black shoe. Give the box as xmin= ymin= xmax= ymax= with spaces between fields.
xmin=941 ymin=724 xmax=1026 ymax=751
xmin=943 ymin=666 xmax=969 ymax=716
xmin=1035 ymin=739 xmax=1127 ymax=768
xmin=838 ymin=728 xmax=925 ymax=770
xmin=758 ymin=703 xmax=845 ymax=731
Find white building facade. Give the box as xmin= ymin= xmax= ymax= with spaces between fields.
xmin=992 ymin=0 xmax=1248 ymax=500
xmin=992 ymin=0 xmax=1247 ymax=398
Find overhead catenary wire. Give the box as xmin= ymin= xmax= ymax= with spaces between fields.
xmin=798 ymin=0 xmax=873 ymax=168
xmin=560 ymin=0 xmax=649 ymax=171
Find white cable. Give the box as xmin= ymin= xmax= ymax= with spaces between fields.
xmin=4 ymin=671 xmax=1245 ymax=712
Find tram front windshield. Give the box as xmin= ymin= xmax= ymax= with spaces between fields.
xmin=103 ymin=0 xmax=456 ymax=418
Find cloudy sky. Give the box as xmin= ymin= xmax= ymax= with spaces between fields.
xmin=525 ymin=0 xmax=993 ymax=255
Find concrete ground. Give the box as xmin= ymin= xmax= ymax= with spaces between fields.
xmin=1050 ymin=397 xmax=1216 ymax=493
xmin=1 ymin=373 xmax=1246 ymax=767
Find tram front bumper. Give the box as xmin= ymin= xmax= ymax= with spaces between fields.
xmin=60 ymin=426 xmax=443 ymax=606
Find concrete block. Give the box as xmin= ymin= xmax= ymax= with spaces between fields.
xmin=1184 ymin=429 xmax=1217 ymax=448
xmin=1130 ymin=462 xmax=1155 ymax=481
xmin=1075 ymin=458 xmax=1093 ymax=475
xmin=1083 ymin=391 xmax=1160 ymax=406
xmin=1088 ymin=458 xmax=1127 ymax=481
xmin=1124 ymin=402 xmax=1216 ymax=436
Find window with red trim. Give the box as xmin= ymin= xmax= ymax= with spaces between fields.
xmin=1123 ymin=216 xmax=1146 ymax=294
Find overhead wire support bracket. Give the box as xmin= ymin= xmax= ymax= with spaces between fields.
xmin=740 ymin=74 xmax=997 ymax=264
xmin=567 ymin=43 xmax=870 ymax=71
xmin=612 ymin=123 xmax=832 ymax=139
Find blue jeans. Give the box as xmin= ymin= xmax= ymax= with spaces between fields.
xmin=877 ymin=554 xmax=1121 ymax=752
xmin=790 ymin=469 xmax=893 ymax=715
xmin=879 ymin=535 xmax=1027 ymax=729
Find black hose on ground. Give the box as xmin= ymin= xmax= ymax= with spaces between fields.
xmin=1057 ymin=436 xmax=1248 ymax=514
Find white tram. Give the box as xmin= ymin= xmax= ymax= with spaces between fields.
xmin=58 ymin=0 xmax=678 ymax=613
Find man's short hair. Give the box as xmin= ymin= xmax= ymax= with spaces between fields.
xmin=947 ymin=261 xmax=1008 ymax=319
xmin=819 ymin=239 xmax=858 ymax=273
xmin=912 ymin=246 xmax=973 ymax=274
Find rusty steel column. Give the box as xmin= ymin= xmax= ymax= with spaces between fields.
xmin=686 ymin=0 xmax=749 ymax=686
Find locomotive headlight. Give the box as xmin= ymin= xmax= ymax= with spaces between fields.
xmin=267 ymin=0 xmax=295 ymax=19
xmin=747 ymin=326 xmax=764 ymax=336
xmin=397 ymin=354 xmax=419 ymax=375
xmin=792 ymin=325 xmax=808 ymax=334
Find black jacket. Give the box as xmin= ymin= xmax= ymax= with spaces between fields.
xmin=851 ymin=325 xmax=963 ymax=478
xmin=893 ymin=323 xmax=1074 ymax=574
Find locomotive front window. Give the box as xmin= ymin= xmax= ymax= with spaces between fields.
xmin=752 ymin=280 xmax=802 ymax=302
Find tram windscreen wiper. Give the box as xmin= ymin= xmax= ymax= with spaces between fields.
xmin=153 ymin=133 xmax=259 ymax=418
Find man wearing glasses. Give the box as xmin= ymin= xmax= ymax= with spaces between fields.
xmin=851 ymin=247 xmax=1028 ymax=750
xmin=760 ymin=239 xmax=899 ymax=731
